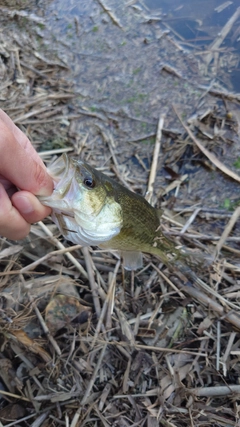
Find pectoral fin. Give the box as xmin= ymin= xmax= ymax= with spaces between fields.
xmin=121 ymin=251 xmax=143 ymax=271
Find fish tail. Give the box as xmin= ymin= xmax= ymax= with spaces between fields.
xmin=150 ymin=241 xmax=211 ymax=287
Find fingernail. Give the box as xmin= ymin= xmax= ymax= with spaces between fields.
xmin=15 ymin=195 xmax=34 ymax=214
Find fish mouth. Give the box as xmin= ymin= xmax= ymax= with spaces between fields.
xmin=39 ymin=194 xmax=74 ymax=212
xmin=39 ymin=154 xmax=79 ymax=213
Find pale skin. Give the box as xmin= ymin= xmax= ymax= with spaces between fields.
xmin=0 ymin=109 xmax=53 ymax=240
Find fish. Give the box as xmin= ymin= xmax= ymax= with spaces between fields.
xmin=39 ymin=154 xmax=204 ymax=277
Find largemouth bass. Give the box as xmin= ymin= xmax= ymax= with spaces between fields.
xmin=39 ymin=154 xmax=200 ymax=274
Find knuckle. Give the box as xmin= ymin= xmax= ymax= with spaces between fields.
xmin=0 ymin=187 xmax=30 ymax=239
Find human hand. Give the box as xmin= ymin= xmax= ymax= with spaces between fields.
xmin=0 ymin=109 xmax=53 ymax=240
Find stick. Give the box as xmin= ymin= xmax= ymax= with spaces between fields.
xmin=214 ymin=206 xmax=240 ymax=258
xmin=96 ymin=0 xmax=124 ymax=29
xmin=20 ymin=245 xmax=82 ymax=273
xmin=205 ymin=7 xmax=240 ymax=66
xmin=37 ymin=221 xmax=88 ymax=279
xmin=146 ymin=114 xmax=165 ymax=204
xmin=81 ymin=247 xmax=101 ymax=318
xmin=190 ymin=384 xmax=240 ymax=397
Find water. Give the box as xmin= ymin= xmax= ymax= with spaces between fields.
xmin=40 ymin=0 xmax=240 ymax=120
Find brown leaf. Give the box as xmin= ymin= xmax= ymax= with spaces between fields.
xmin=0 ymin=404 xmax=26 ymax=424
xmin=11 ymin=330 xmax=52 ymax=363
xmin=45 ymin=294 xmax=92 ymax=335
xmin=197 ymin=317 xmax=213 ymax=335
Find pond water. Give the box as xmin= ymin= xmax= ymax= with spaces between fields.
xmin=39 ymin=0 xmax=240 ymax=137
xmin=42 ymin=0 xmax=240 ymax=90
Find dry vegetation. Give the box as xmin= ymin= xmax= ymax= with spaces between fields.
xmin=1 ymin=3 xmax=240 ymax=427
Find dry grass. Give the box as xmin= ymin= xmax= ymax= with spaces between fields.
xmin=1 ymin=5 xmax=240 ymax=427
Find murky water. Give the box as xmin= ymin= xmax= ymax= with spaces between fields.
xmin=42 ymin=0 xmax=240 ymax=88
xmin=38 ymin=0 xmax=240 ymax=135
xmin=2 ymin=0 xmax=240 ymax=131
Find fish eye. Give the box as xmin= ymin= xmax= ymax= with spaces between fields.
xmin=83 ymin=177 xmax=95 ymax=188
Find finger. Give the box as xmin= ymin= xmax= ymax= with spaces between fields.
xmin=12 ymin=191 xmax=52 ymax=224
xmin=0 ymin=183 xmax=30 ymax=240
xmin=0 ymin=123 xmax=53 ymax=196
xmin=0 ymin=109 xmax=44 ymax=167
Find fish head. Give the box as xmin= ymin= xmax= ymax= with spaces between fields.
xmin=39 ymin=154 xmax=123 ymax=246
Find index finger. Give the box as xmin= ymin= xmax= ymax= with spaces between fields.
xmin=0 ymin=123 xmax=53 ymax=196
xmin=0 ymin=109 xmax=45 ymax=167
